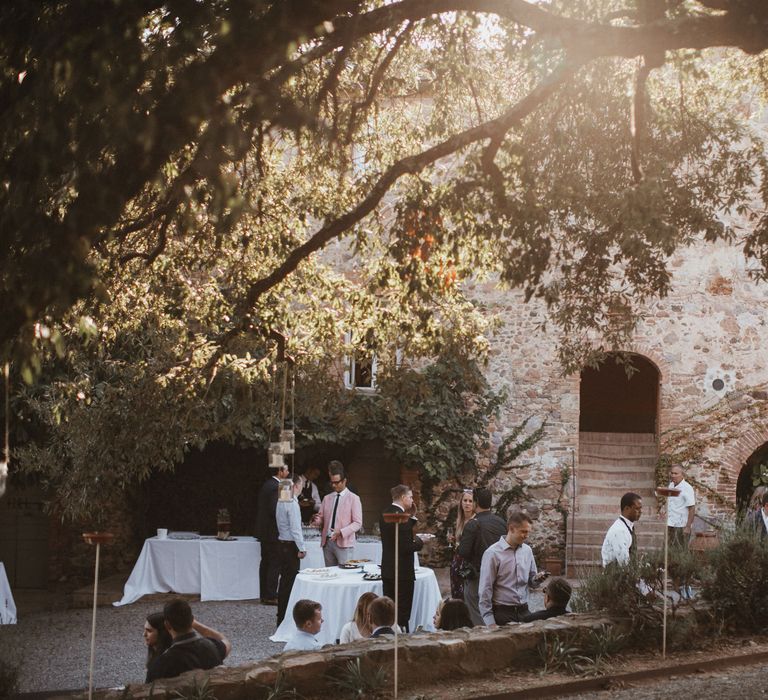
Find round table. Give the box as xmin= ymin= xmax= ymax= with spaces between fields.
xmin=270 ymin=565 xmax=441 ymax=646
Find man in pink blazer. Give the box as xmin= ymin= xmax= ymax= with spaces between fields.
xmin=311 ymin=461 xmax=363 ymax=566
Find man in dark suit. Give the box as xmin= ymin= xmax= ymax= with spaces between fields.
xmin=255 ymin=464 xmax=289 ymax=605
xmin=368 ymin=596 xmax=396 ymax=637
xmin=380 ymin=484 xmax=424 ymax=632
xmin=746 ymin=491 xmax=768 ymax=540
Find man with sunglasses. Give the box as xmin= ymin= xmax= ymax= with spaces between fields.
xmin=311 ymin=461 xmax=363 ymax=566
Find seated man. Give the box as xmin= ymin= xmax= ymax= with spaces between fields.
xmin=522 ymin=577 xmax=572 ymax=622
xmin=369 ymin=596 xmax=396 ymax=637
xmin=284 ymin=599 xmax=323 ymax=651
xmin=146 ymin=598 xmax=231 ymax=682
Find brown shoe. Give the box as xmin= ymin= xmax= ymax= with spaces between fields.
xmin=261 ymin=598 xmax=278 ymax=606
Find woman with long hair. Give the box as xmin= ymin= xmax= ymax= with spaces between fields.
xmin=339 ymin=591 xmax=377 ymax=643
xmin=143 ymin=612 xmax=172 ymax=667
xmin=433 ymin=597 xmax=474 ymax=631
xmin=449 ymin=488 xmax=475 ymax=598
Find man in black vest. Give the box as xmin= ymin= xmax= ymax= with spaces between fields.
xmin=146 ymin=599 xmax=231 ymax=682
xmin=457 ymin=487 xmax=507 ymax=626
xmin=380 ymin=484 xmax=424 ymax=632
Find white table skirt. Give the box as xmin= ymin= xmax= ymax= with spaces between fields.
xmin=114 ymin=536 xmax=387 ymax=606
xmin=0 ymin=563 xmax=16 ymax=624
xmin=302 ymin=539 xmax=388 ymax=569
xmin=270 ymin=566 xmax=441 ymax=646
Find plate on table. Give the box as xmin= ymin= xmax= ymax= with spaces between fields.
xmin=313 ymin=572 xmax=339 ymax=580
xmin=362 ymin=573 xmax=382 ymax=581
xmin=339 ymin=563 xmax=363 ymax=570
xmin=347 ymin=559 xmax=371 ymax=564
xmin=303 ymin=567 xmax=331 ymax=575
xmin=168 ymin=532 xmax=200 ymax=540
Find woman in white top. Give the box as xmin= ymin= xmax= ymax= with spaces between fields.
xmin=339 ymin=591 xmax=377 ymax=643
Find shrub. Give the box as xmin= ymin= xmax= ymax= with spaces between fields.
xmin=700 ymin=527 xmax=768 ymax=632
xmin=328 ymin=658 xmax=388 ymax=699
xmin=572 ymin=549 xmax=702 ymax=647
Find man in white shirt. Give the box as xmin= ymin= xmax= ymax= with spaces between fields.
xmin=276 ymin=474 xmax=307 ymax=626
xmin=667 ymin=466 xmax=695 ymax=548
xmin=298 ymin=465 xmax=322 ymax=524
xmin=283 ymin=599 xmax=323 ymax=652
xmin=601 ymin=492 xmax=643 ymax=567
xmin=478 ymin=511 xmax=548 ymax=625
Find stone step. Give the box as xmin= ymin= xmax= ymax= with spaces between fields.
xmin=576 ymin=464 xmax=656 ymax=481
xmin=567 ymin=560 xmax=602 ymax=576
xmin=577 ymin=486 xmax=658 ymax=498
xmin=577 ymin=501 xmax=663 ymax=515
xmin=569 ymin=516 xmax=664 ymax=539
xmin=579 ymin=432 xmax=657 ymax=445
xmin=577 ymin=471 xmax=656 ymax=485
xmin=570 ymin=518 xmax=666 ymax=533
xmin=568 ymin=530 xmax=665 ymax=547
xmin=579 ymin=450 xmax=659 ymax=469
xmin=579 ymin=442 xmax=659 ymax=457
xmin=571 ymin=431 xmax=660 ymax=567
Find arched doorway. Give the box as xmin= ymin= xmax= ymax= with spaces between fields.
xmin=579 ymin=354 xmax=660 ymax=434
xmin=569 ymin=353 xmax=663 ymax=573
xmin=736 ymin=441 xmax=768 ymax=516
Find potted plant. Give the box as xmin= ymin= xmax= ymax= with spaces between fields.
xmin=217 ymin=508 xmax=231 ymax=540
xmin=540 ymin=547 xmax=563 ymax=576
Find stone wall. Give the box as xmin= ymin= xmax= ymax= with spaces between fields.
xmin=62 ymin=613 xmax=613 ymax=699
xmin=462 ymin=238 xmax=768 ymax=543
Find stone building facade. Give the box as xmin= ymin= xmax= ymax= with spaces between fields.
xmin=455 ymin=237 xmax=768 ymax=569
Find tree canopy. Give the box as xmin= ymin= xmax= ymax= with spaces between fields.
xmin=2 ymin=0 xmax=768 ymax=514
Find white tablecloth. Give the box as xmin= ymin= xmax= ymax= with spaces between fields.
xmin=114 ymin=536 xmax=387 ymax=605
xmin=0 ymin=562 xmax=17 ymax=624
xmin=270 ymin=566 xmax=441 ymax=645
xmin=114 ymin=537 xmax=261 ymax=606
xmin=302 ymin=539 xmax=384 ymax=569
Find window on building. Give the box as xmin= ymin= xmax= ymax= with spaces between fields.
xmin=343 ymin=332 xmax=378 ymax=392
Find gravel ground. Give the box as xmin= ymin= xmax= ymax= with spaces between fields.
xmin=2 ymin=576 xmax=545 ymax=694
xmin=567 ymin=664 xmax=768 ymax=699
xmin=2 ymin=598 xmax=285 ymax=693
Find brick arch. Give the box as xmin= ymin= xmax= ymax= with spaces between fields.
xmin=718 ymin=428 xmax=768 ymax=505
xmin=625 ymin=344 xmax=671 ymax=436
xmin=625 ymin=343 xmax=670 ymax=384
xmin=578 ymin=350 xmax=661 ymax=434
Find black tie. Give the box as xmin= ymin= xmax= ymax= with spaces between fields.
xmin=330 ymin=493 xmax=340 ymax=531
xmin=629 ymin=526 xmax=637 ymax=559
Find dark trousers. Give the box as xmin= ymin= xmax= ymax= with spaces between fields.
xmin=277 ymin=541 xmax=300 ymax=625
xmin=492 ymin=603 xmax=529 ymax=625
xmin=668 ymin=526 xmax=688 ymax=549
xmin=259 ymin=540 xmax=280 ymax=601
xmin=383 ymin=577 xmax=415 ymax=632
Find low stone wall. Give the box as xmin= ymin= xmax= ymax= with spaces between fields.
xmin=56 ymin=613 xmax=614 ymax=699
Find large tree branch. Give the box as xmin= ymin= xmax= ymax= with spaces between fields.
xmin=327 ymin=0 xmax=768 ymax=58
xmin=206 ymin=60 xmax=580 ymax=368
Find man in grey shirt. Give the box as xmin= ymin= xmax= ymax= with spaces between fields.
xmin=276 ymin=474 xmax=307 ymax=626
xmin=457 ymin=487 xmax=507 ymax=625
xmin=479 ymin=511 xmax=548 ymax=625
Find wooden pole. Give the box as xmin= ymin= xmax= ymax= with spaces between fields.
xmin=394 ymin=520 xmax=399 ymax=700
xmin=662 ymin=522 xmax=668 ymax=659
xmin=88 ymin=542 xmax=101 ymax=699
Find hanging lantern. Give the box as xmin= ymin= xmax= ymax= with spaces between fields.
xmin=268 ymin=445 xmax=285 ymax=468
xmin=279 ymin=429 xmax=295 ymax=455
xmin=278 ymin=479 xmax=293 ymax=502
